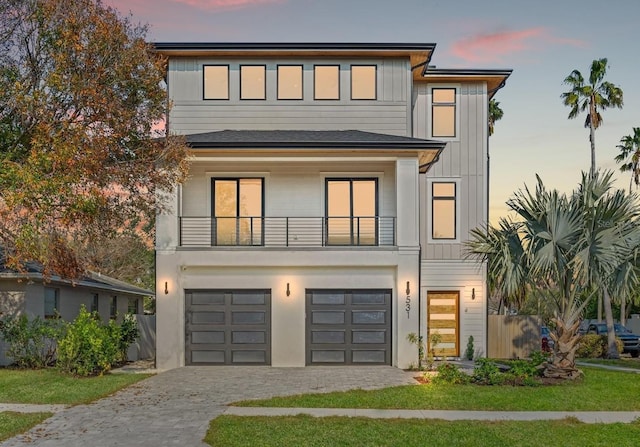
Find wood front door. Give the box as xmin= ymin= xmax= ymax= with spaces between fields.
xmin=427 ymin=291 xmax=459 ymax=357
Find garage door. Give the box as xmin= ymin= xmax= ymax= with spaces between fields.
xmin=185 ymin=290 xmax=271 ymax=365
xmin=306 ymin=290 xmax=391 ymax=365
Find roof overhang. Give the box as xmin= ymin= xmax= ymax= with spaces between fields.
xmin=153 ymin=42 xmax=436 ymax=79
xmin=420 ymin=68 xmax=513 ymax=99
xmin=184 ymin=130 xmax=445 ymax=173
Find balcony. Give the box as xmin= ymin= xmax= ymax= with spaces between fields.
xmin=179 ymin=216 xmax=396 ymax=248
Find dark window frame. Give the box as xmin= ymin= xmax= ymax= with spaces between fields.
xmin=202 ymin=64 xmax=230 ymax=100
xmin=239 ymin=64 xmax=267 ymax=100
xmin=211 ymin=177 xmax=265 ymax=246
xmin=313 ymin=64 xmax=341 ymax=100
xmin=325 ymin=178 xmax=379 ymax=246
xmin=91 ymin=293 xmax=99 ymax=313
xmin=277 ymin=64 xmax=304 ymax=100
xmin=431 ymin=181 xmax=457 ymax=240
xmin=44 ymin=287 xmax=59 ymax=319
xmin=110 ymin=295 xmax=118 ymax=320
xmin=350 ymin=64 xmax=377 ymax=100
xmin=431 ymin=87 xmax=457 ymax=138
xmin=127 ymin=297 xmax=138 ymax=315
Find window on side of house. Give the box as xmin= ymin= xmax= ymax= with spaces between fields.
xmin=212 ymin=178 xmax=264 ymax=246
xmin=351 ymin=65 xmax=376 ymax=100
xmin=431 ymin=88 xmax=457 ymax=138
xmin=240 ymin=65 xmax=266 ymax=100
xmin=431 ymin=182 xmax=457 ymax=240
xmin=91 ymin=293 xmax=99 ymax=313
xmin=277 ymin=65 xmax=303 ymax=100
xmin=203 ymin=65 xmax=229 ymax=100
xmin=326 ymin=178 xmax=377 ymax=246
xmin=314 ymin=65 xmax=340 ymax=100
xmin=44 ymin=287 xmax=59 ymax=319
xmin=127 ymin=297 xmax=138 ymax=315
xmin=110 ymin=296 xmax=117 ymax=319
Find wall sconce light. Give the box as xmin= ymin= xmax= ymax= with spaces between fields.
xmin=286 ymin=283 xmax=290 ymax=297
xmin=406 ymin=281 xmax=411 ymax=295
xmin=164 ymin=281 xmax=169 ymax=295
xmin=471 ymin=288 xmax=475 ymax=300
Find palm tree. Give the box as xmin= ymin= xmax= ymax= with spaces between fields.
xmin=467 ymin=171 xmax=640 ymax=378
xmin=561 ymin=58 xmax=623 ymax=174
xmin=615 ymin=127 xmax=640 ymax=191
xmin=488 ymin=99 xmax=503 ymax=136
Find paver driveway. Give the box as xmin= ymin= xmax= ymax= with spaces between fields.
xmin=1 ymin=366 xmax=416 ymax=447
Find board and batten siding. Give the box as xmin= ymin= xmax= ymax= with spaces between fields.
xmin=167 ymin=58 xmax=411 ymax=136
xmin=421 ymin=260 xmax=487 ymax=358
xmin=413 ymin=82 xmax=488 ymax=261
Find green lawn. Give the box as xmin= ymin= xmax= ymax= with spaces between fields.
xmin=233 ymin=368 xmax=640 ymax=411
xmin=0 ymin=412 xmax=52 ymax=442
xmin=206 ymin=416 xmax=640 ymax=447
xmin=0 ymin=369 xmax=151 ymax=405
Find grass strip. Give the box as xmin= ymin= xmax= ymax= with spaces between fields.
xmin=206 ymin=415 xmax=640 ymax=447
xmin=233 ymin=368 xmax=640 ymax=411
xmin=0 ymin=412 xmax=52 ymax=442
xmin=0 ymin=369 xmax=151 ymax=405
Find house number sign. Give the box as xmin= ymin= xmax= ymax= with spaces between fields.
xmin=405 ymin=294 xmax=411 ymax=319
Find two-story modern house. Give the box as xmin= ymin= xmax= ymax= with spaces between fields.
xmin=153 ymin=43 xmax=511 ymax=371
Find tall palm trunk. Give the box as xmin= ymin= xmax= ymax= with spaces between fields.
xmin=589 ymin=100 xmax=597 ymax=175
xmin=604 ymin=289 xmax=619 ymax=358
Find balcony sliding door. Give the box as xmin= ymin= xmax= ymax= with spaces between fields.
xmin=326 ymin=179 xmax=377 ymax=246
xmin=212 ymin=178 xmax=263 ymax=245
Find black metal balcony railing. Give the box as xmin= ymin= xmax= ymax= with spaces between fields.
xmin=179 ymin=216 xmax=396 ymax=248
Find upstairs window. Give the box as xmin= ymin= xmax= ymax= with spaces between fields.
xmin=314 ymin=65 xmax=339 ymax=100
xmin=203 ymin=65 xmax=229 ymax=100
xmin=240 ymin=65 xmax=266 ymax=100
xmin=326 ymin=179 xmax=377 ymax=245
xmin=431 ymin=182 xmax=457 ymax=240
xmin=44 ymin=287 xmax=59 ymax=319
xmin=212 ymin=178 xmax=264 ymax=245
xmin=277 ymin=65 xmax=303 ymax=100
xmin=431 ymin=88 xmax=457 ymax=138
xmin=351 ymin=65 xmax=376 ymax=100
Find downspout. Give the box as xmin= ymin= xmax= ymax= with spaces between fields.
xmin=485 ymin=79 xmax=508 ymax=351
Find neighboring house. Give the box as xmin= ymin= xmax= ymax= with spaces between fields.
xmin=0 ymin=257 xmax=152 ymax=365
xmin=154 ymin=42 xmax=511 ymax=370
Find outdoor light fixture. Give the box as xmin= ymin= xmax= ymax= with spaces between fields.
xmin=164 ymin=281 xmax=169 ymax=295
xmin=471 ymin=288 xmax=475 ymax=300
xmin=286 ymin=283 xmax=290 ymax=297
xmin=406 ymin=281 xmax=411 ymax=295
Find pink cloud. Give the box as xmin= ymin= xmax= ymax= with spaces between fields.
xmin=170 ymin=0 xmax=284 ymax=10
xmin=450 ymin=28 xmax=587 ymax=64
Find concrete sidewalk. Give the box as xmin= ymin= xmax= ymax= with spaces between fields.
xmin=225 ymin=406 xmax=640 ymax=423
xmin=0 ymin=404 xmax=67 ymax=414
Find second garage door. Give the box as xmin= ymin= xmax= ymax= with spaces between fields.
xmin=306 ymin=289 xmax=391 ymax=365
xmin=185 ymin=289 xmax=271 ymax=365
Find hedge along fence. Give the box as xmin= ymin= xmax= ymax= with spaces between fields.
xmin=0 ymin=306 xmax=139 ymax=376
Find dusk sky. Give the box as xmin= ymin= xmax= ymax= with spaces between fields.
xmin=105 ymin=0 xmax=640 ymax=221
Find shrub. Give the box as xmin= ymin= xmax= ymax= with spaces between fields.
xmin=464 ymin=335 xmax=474 ymax=361
xmin=116 ymin=314 xmax=139 ymax=364
xmin=471 ymin=358 xmax=505 ymax=385
xmin=501 ymin=359 xmax=542 ymax=386
xmin=576 ymin=334 xmax=623 ymax=358
xmin=0 ymin=314 xmax=65 ymax=368
xmin=57 ymin=307 xmax=119 ymax=376
xmin=433 ymin=363 xmax=470 ymax=385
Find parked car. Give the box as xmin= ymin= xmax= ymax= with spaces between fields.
xmin=541 ymin=326 xmax=555 ymax=352
xmin=584 ymin=323 xmax=640 ymax=357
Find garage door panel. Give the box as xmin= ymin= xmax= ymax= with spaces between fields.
xmin=312 ymin=330 xmax=346 ymax=344
xmin=307 ymin=290 xmax=391 ymax=365
xmin=312 ymin=311 xmax=345 ymax=325
xmin=232 ymin=331 xmax=266 ymax=344
xmin=186 ymin=290 xmax=270 ymax=365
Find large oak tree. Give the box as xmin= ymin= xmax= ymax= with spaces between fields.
xmin=0 ymin=0 xmax=188 ymax=278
